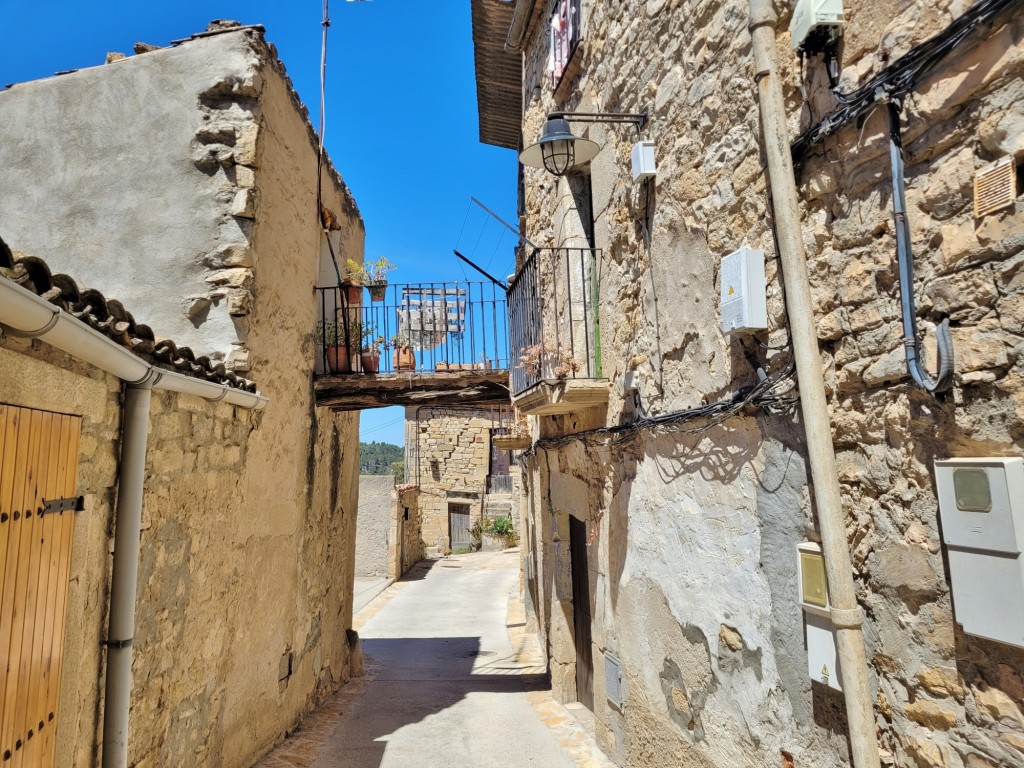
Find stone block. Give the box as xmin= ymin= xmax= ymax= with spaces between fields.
xmin=905 ymin=699 xmax=958 ymax=730
xmin=924 ymin=270 xmax=998 ymax=317
xmin=916 ymin=667 xmax=965 ymax=702
xmin=868 ymin=543 xmax=942 ymax=601
xmin=949 ymin=328 xmax=1009 ymax=372
xmin=974 ymin=684 xmax=1024 ymax=728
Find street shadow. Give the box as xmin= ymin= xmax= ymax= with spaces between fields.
xmin=394 ymin=558 xmax=437 ymax=582
xmin=304 ymin=636 xmax=549 ymax=767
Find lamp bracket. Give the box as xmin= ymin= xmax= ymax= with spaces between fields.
xmin=549 ymin=111 xmax=649 ymax=131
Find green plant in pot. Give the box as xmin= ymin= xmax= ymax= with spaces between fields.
xmin=390 ymin=333 xmax=416 ymax=372
xmin=346 ymin=256 xmax=395 ymax=302
xmin=317 ymin=320 xmax=359 ymax=373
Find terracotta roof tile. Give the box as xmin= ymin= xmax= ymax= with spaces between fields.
xmin=0 ymin=240 xmax=257 ymax=393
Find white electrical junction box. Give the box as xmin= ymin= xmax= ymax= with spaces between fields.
xmin=631 ymin=141 xmax=656 ymax=182
xmin=790 ymin=0 xmax=845 ymax=51
xmin=720 ymin=247 xmax=767 ymax=335
xmin=935 ymin=457 xmax=1024 ymax=649
xmin=797 ymin=542 xmax=844 ymax=692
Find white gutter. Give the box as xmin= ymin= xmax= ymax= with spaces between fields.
xmin=0 ymin=275 xmax=267 ymax=409
xmin=1 ymin=273 xmax=267 ymax=768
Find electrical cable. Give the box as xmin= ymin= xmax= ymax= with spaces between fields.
xmin=886 ymin=99 xmax=955 ymax=392
xmin=792 ymin=0 xmax=1021 ymax=163
xmin=517 ymin=357 xmax=798 ymax=460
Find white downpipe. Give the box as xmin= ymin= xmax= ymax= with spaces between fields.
xmin=1 ymin=274 xmax=267 ymax=768
xmin=746 ymin=2 xmax=881 ymax=767
xmin=101 ymin=382 xmax=152 ymax=768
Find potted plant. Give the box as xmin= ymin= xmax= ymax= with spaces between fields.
xmin=346 ymin=256 xmax=395 ymax=302
xmin=360 ymin=331 xmax=385 ymax=374
xmin=391 ymin=333 xmax=416 ymax=372
xmin=317 ymin=321 xmax=358 ymax=373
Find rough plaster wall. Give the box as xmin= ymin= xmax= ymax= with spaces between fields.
xmin=517 ymin=1 xmax=1024 ymax=767
xmin=0 ymin=33 xmax=265 ymax=360
xmin=0 ymin=341 xmax=120 ymax=768
xmin=356 ymin=475 xmax=395 ymax=578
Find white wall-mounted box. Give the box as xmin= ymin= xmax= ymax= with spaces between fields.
xmin=790 ymin=0 xmax=845 ymax=51
xmin=720 ymin=247 xmax=767 ymax=334
xmin=631 ymin=141 xmax=656 ymax=182
xmin=935 ymin=457 xmax=1024 ymax=649
xmin=797 ymin=542 xmax=844 ymax=692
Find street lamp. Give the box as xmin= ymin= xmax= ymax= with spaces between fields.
xmin=519 ymin=111 xmax=649 ymax=176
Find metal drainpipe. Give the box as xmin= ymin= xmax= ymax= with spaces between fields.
xmin=747 ymin=2 xmax=881 ymax=767
xmin=101 ymin=378 xmax=156 ymax=768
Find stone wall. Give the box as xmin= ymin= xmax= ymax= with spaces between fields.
xmin=511 ymin=1 xmax=1024 ymax=767
xmin=0 ymin=22 xmax=365 ymax=768
xmin=356 ymin=475 xmax=396 ymax=578
xmin=405 ymin=407 xmax=510 ymax=551
xmin=395 ymin=487 xmax=425 ymax=578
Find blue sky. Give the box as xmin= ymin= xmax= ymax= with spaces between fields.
xmin=0 ymin=0 xmax=517 ymax=446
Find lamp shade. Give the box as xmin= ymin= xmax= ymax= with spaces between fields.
xmin=519 ymin=117 xmax=601 ymax=176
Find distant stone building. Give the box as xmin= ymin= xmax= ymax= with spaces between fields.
xmin=474 ymin=1 xmax=1024 ymax=767
xmin=404 ymin=406 xmax=518 ymax=552
xmin=1 ymin=22 xmax=363 ymax=768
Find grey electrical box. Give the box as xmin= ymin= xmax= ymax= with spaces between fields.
xmin=935 ymin=457 xmax=1024 ymax=649
xmin=604 ymin=651 xmax=623 ymax=709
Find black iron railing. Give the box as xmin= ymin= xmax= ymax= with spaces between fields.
xmin=315 ymin=281 xmax=509 ymax=375
xmin=507 ymin=247 xmax=601 ymax=396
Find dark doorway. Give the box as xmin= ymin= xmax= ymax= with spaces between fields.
xmin=448 ymin=503 xmax=472 ymax=552
xmin=569 ymin=515 xmax=594 ymax=711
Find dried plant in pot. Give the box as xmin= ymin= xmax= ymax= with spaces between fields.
xmin=360 ymin=331 xmax=385 ymax=374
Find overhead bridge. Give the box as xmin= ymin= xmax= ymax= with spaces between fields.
xmin=313 ymin=281 xmax=510 ymax=411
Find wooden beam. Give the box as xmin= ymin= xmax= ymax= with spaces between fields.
xmin=314 ymin=371 xmax=512 ymax=411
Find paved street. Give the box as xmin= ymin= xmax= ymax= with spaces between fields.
xmin=256 ymin=550 xmax=612 ymax=768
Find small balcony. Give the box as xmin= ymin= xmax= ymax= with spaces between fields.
xmin=508 ymin=248 xmax=607 ymax=416
xmin=313 ymin=281 xmax=510 ymax=411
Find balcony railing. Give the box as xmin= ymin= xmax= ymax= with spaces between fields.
xmin=508 ymin=247 xmax=601 ymax=397
xmin=315 ymin=281 xmax=508 ymax=376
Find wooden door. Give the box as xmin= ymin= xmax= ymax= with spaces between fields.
xmin=569 ymin=515 xmax=594 ymax=711
xmin=448 ymin=503 xmax=472 ymax=552
xmin=0 ymin=405 xmax=82 ymax=767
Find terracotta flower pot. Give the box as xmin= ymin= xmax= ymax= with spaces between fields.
xmin=360 ymin=352 xmax=380 ymax=373
xmin=392 ymin=345 xmax=416 ymax=371
xmin=326 ymin=345 xmax=354 ymax=373
xmin=367 ymin=282 xmax=387 ymax=302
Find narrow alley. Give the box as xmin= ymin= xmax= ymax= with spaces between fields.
xmin=256 ymin=550 xmax=612 ymax=768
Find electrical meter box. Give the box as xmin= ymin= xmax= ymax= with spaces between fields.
xmin=631 ymin=141 xmax=656 ymax=182
xmin=798 ymin=542 xmax=844 ymax=692
xmin=790 ymin=0 xmax=845 ymax=52
xmin=720 ymin=247 xmax=767 ymax=335
xmin=935 ymin=457 xmax=1024 ymax=649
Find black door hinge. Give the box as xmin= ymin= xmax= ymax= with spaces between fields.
xmin=41 ymin=496 xmax=85 ymax=516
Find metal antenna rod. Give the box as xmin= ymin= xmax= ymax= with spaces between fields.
xmin=453 ymin=250 xmax=508 ymax=291
xmin=470 ymin=196 xmax=540 ymax=250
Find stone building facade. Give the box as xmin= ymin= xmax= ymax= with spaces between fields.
xmin=0 ymin=22 xmax=364 ymax=768
xmin=404 ymin=406 xmax=518 ymax=552
xmin=474 ymin=1 xmax=1024 ymax=767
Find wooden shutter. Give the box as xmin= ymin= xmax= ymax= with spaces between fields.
xmin=0 ymin=405 xmax=82 ymax=767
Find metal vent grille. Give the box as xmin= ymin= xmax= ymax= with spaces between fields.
xmin=974 ymin=156 xmax=1017 ymax=218
xmin=604 ymin=651 xmax=623 ymax=709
